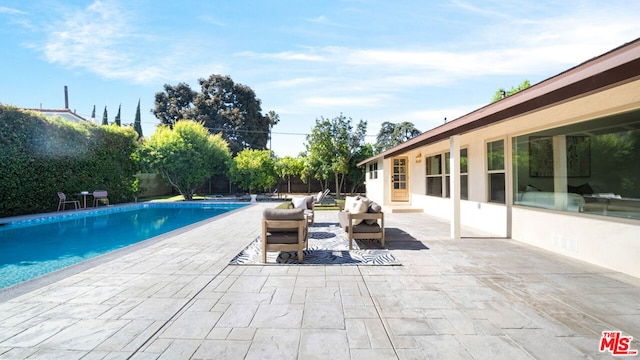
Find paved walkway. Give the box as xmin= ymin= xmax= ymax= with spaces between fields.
xmin=1 ymin=203 xmax=639 ymax=359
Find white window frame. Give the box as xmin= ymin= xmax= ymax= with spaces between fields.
xmin=487 ymin=138 xmax=506 ymax=204
xmin=425 ymin=153 xmax=443 ymax=197
xmin=368 ymin=162 xmax=378 ymax=180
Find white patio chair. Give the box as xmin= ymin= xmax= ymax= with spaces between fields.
xmin=57 ymin=192 xmax=80 ymax=211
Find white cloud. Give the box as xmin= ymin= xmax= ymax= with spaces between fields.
xmin=266 ymin=77 xmax=329 ymax=88
xmin=0 ymin=6 xmax=26 ymax=15
xmin=38 ymin=0 xmax=216 ymax=84
xmin=27 ymin=0 xmax=640 ymax=108
xmin=403 ymin=105 xmax=481 ymax=125
xmin=239 ymin=49 xmax=329 ymax=62
xmin=303 ymin=95 xmax=388 ymax=107
xmin=199 ymin=14 xmax=226 ymax=27
xmin=306 ymin=15 xmax=328 ymax=23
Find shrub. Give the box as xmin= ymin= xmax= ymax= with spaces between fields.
xmin=228 ymin=149 xmax=277 ymax=193
xmin=0 ymin=105 xmax=140 ymax=217
xmin=141 ymin=120 xmax=231 ymax=200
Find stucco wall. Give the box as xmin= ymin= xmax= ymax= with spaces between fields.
xmin=367 ymin=78 xmax=640 ymax=278
xmin=512 ymin=207 xmax=640 ymax=278
xmin=363 ymin=158 xmax=385 ymax=205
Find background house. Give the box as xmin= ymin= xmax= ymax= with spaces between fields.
xmin=26 ymin=108 xmax=89 ymax=124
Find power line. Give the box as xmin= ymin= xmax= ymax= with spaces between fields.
xmin=135 ymin=120 xmax=377 ymax=137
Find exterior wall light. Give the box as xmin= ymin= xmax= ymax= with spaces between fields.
xmin=415 ymin=153 xmax=422 ymax=163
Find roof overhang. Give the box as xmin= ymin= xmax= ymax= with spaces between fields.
xmin=359 ymin=38 xmax=640 ymax=167
xmin=26 ymin=108 xmax=89 ymax=123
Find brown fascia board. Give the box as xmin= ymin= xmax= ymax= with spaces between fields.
xmin=358 ymin=38 xmax=640 ymax=167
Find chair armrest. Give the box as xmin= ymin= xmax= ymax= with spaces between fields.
xmin=347 ymin=212 xmax=383 ymax=221
xmin=263 ymin=219 xmax=307 ymax=230
xmin=347 ymin=212 xmax=384 ymax=230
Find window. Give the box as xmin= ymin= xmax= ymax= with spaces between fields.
xmin=487 ymin=139 xmax=505 ymax=203
xmin=513 ymin=111 xmax=640 ymax=220
xmin=445 ymin=149 xmax=469 ymax=199
xmin=426 ymin=154 xmax=442 ymax=196
xmin=461 ymin=148 xmax=469 ymax=200
xmin=426 ymin=149 xmax=468 ymax=199
xmin=368 ymin=162 xmax=378 ymax=180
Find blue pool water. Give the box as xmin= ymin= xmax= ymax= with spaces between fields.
xmin=0 ymin=202 xmax=247 ymax=289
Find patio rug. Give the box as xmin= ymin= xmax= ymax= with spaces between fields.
xmin=229 ymin=224 xmax=400 ymax=265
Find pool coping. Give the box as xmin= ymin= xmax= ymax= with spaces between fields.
xmin=0 ymin=200 xmax=250 ymax=226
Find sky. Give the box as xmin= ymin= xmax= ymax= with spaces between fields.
xmin=1 ymin=1 xmax=639 ymax=157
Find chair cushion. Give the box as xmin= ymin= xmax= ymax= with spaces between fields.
xmin=265 ymin=232 xmax=302 ymax=244
xmin=344 ymin=196 xmax=357 ymax=212
xmin=263 ymin=208 xmax=305 ymax=220
xmin=291 ymin=197 xmax=308 ymax=210
xmin=352 ymin=222 xmax=381 ymax=233
xmin=348 ymin=198 xmax=369 ymax=225
xmin=305 ymin=196 xmax=314 ymax=209
xmin=365 ymin=201 xmax=382 ymax=225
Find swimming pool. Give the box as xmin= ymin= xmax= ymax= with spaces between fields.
xmin=0 ymin=202 xmax=247 ymax=289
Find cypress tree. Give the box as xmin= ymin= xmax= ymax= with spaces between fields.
xmin=115 ymin=104 xmax=121 ymax=126
xmin=102 ymin=107 xmax=108 ymax=125
xmin=133 ymin=99 xmax=143 ymax=139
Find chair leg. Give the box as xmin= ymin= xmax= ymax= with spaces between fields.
xmin=298 ymin=241 xmax=304 ymax=263
xmin=261 ymin=224 xmax=267 ymax=263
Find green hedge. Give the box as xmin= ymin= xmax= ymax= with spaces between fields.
xmin=0 ymin=105 xmax=140 ymax=217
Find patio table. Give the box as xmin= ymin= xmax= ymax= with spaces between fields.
xmin=75 ymin=191 xmax=92 ymax=208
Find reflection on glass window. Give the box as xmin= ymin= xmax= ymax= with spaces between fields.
xmin=426 ymin=150 xmax=468 ymax=199
xmin=445 ymin=150 xmax=468 ymax=199
xmin=513 ymin=111 xmax=640 ymax=220
xmin=488 ymin=140 xmax=505 ymax=171
xmin=487 ymin=140 xmax=505 ymax=203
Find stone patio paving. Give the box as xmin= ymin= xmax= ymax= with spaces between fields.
xmin=0 ymin=203 xmax=639 ymax=359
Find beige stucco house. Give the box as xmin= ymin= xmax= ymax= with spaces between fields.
xmin=359 ymin=38 xmax=640 ymax=278
xmin=27 ymin=108 xmax=89 ymax=124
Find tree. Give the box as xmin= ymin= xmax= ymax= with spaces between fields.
xmin=91 ymin=105 xmax=96 ymax=121
xmin=152 ymin=83 xmax=196 ymax=127
xmin=114 ymin=104 xmax=122 ymax=126
xmin=102 ymin=106 xmax=108 ymax=125
xmin=492 ymin=80 xmax=531 ymax=102
xmin=153 ymin=74 xmax=271 ymax=154
xmin=375 ymin=121 xmax=421 ymax=153
xmin=305 ymin=114 xmax=367 ymax=198
xmin=276 ymin=155 xmax=304 ymax=193
xmin=142 ymin=120 xmax=231 ymax=200
xmin=133 ymin=99 xmax=143 ymax=139
xmin=228 ymin=149 xmax=277 ymax=194
xmin=347 ymin=143 xmax=374 ymax=193
xmin=266 ymin=110 xmax=280 ymax=150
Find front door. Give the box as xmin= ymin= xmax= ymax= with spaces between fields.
xmin=391 ymin=156 xmax=409 ymax=201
